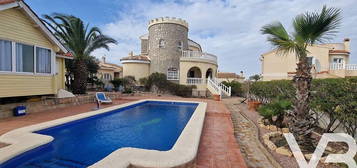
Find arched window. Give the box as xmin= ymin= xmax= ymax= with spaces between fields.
xmin=159 ymin=39 xmax=165 ymax=48
xmin=206 ymin=68 xmax=213 ymax=78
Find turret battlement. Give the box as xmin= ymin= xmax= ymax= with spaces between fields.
xmin=148 ymin=17 xmax=188 ymax=29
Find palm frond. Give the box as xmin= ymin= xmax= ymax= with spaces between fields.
xmin=261 ymin=22 xmax=297 ymax=56
xmin=43 ymin=13 xmax=117 ymax=60
xmin=293 ymin=5 xmax=342 ymax=44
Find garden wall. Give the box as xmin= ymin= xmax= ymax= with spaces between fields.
xmin=0 ymin=92 xmax=123 ymax=119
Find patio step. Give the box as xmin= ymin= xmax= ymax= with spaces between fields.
xmin=24 ymin=157 xmax=89 ymax=168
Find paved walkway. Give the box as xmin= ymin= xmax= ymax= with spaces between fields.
xmin=223 ymin=98 xmax=281 ymax=168
xmin=0 ymin=95 xmax=247 ymax=168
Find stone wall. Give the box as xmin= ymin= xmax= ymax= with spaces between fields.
xmin=148 ymin=23 xmax=188 ymax=74
xmin=0 ymin=93 xmax=122 ymax=119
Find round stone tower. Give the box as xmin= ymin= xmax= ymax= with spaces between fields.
xmin=148 ymin=17 xmax=189 ymax=74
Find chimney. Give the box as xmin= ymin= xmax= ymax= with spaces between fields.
xmin=240 ymin=71 xmax=244 ymax=77
xmin=129 ymin=51 xmax=134 ymax=57
xmin=344 ymin=38 xmax=350 ymax=52
xmin=102 ymin=56 xmax=106 ymax=63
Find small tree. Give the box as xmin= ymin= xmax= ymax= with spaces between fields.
xmin=249 ymin=74 xmax=261 ymax=82
xmin=258 ymin=99 xmax=292 ymax=127
xmin=261 ymin=6 xmax=341 ymax=149
xmin=310 ymin=78 xmax=345 ymax=132
xmin=336 ymin=78 xmax=357 ymax=138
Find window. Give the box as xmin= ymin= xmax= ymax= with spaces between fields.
xmin=333 ymin=58 xmax=344 ymax=64
xmin=0 ymin=40 xmax=12 ymax=71
xmin=167 ymin=68 xmax=179 ymax=80
xmin=103 ymin=73 xmax=112 ymax=80
xmin=36 ymin=47 xmax=51 ymax=73
xmin=16 ymin=43 xmax=34 ymax=72
xmin=159 ymin=39 xmax=165 ymax=48
xmin=0 ymin=40 xmax=52 ymax=74
xmin=178 ymin=41 xmax=183 ymax=50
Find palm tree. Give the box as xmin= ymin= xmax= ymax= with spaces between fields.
xmin=261 ymin=6 xmax=341 ymax=150
xmin=43 ymin=13 xmax=117 ymax=94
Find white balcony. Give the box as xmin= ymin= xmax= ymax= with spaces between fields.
xmin=181 ymin=50 xmax=217 ymax=63
xmin=330 ymin=63 xmax=357 ymax=70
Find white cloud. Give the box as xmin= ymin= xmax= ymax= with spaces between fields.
xmin=93 ymin=0 xmax=357 ymax=76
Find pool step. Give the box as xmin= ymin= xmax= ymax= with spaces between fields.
xmin=25 ymin=157 xmax=89 ymax=168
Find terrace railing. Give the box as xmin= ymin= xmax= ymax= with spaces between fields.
xmin=181 ymin=50 xmax=217 ymax=63
xmin=186 ymin=78 xmax=204 ymax=85
xmin=330 ymin=63 xmax=357 ymax=70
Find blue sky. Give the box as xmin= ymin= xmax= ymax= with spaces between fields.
xmin=27 ymin=0 xmax=357 ymax=76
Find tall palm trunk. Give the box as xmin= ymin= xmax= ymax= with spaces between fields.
xmin=290 ymin=58 xmax=316 ymax=151
xmin=73 ymin=59 xmax=88 ymax=94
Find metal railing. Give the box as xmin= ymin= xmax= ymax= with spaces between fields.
xmin=182 ymin=50 xmax=217 ymax=62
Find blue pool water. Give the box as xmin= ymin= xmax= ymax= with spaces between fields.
xmin=1 ymin=101 xmax=197 ymax=168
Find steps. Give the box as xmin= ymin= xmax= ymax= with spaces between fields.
xmin=24 ymin=157 xmax=89 ymax=168
xmin=207 ymin=77 xmax=231 ymax=98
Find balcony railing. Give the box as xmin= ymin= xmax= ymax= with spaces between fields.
xmin=346 ymin=64 xmax=357 ymax=70
xmin=330 ymin=63 xmax=357 ymax=70
xmin=182 ymin=50 xmax=217 ymax=62
xmin=186 ymin=78 xmax=204 ymax=85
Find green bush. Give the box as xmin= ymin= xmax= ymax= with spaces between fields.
xmin=250 ymin=80 xmax=294 ymax=100
xmin=110 ymin=78 xmax=123 ymax=89
xmin=258 ymin=99 xmax=292 ymax=127
xmin=221 ymin=81 xmax=243 ymax=96
xmin=142 ymin=72 xmax=195 ymax=97
xmin=251 ymin=77 xmax=357 ymax=137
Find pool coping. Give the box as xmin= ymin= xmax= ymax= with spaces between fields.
xmin=0 ymin=99 xmax=207 ymax=168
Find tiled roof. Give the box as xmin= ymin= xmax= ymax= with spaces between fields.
xmin=0 ymin=0 xmax=16 ymax=5
xmin=56 ymin=52 xmax=73 ymax=58
xmin=329 ymin=50 xmax=350 ymax=54
xmin=217 ymin=72 xmax=242 ymax=79
xmin=121 ymin=55 xmax=151 ymax=62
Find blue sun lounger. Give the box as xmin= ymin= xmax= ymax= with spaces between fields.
xmin=95 ymin=92 xmax=112 ymax=104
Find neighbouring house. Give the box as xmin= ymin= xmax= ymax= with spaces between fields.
xmin=120 ymin=17 xmax=231 ymax=97
xmin=97 ymin=56 xmax=122 ymax=88
xmin=0 ymin=0 xmax=73 ymax=98
xmin=260 ymin=38 xmax=357 ymax=81
xmin=217 ymin=72 xmax=245 ymax=83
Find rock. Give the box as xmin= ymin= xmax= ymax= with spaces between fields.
xmin=259 ymin=123 xmax=265 ymax=128
xmin=282 ymin=128 xmax=289 ymax=133
xmin=272 ymin=116 xmax=278 ymax=122
xmin=269 ymin=125 xmax=278 ymax=131
xmin=266 ymin=141 xmax=277 ymax=151
xmin=264 ymin=125 xmax=270 ymax=130
xmin=304 ymin=154 xmax=313 ymax=160
xmin=57 ymin=89 xmax=75 ymax=98
xmin=276 ymin=147 xmax=292 ymax=157
xmin=325 ymin=146 xmax=334 ymax=152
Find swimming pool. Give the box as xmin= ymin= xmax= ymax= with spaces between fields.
xmin=0 ymin=100 xmax=207 ymax=168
